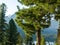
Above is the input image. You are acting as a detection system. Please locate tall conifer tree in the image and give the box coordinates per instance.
[16,0,60,45]
[0,3,6,45]
[8,19,19,45]
[15,0,52,45]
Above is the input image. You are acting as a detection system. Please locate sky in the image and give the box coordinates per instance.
[0,0,28,16]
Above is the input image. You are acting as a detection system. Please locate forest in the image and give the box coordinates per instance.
[0,0,60,45]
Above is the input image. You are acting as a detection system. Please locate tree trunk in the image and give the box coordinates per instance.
[57,28,60,45]
[36,29,41,45]
[57,19,60,45]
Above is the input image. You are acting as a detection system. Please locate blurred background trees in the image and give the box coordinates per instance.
[0,3,23,45]
[0,3,7,45]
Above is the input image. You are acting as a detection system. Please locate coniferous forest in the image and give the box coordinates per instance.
[0,0,60,45]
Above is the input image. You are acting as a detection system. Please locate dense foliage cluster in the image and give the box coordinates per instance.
[16,0,60,45]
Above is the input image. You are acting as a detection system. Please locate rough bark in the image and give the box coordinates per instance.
[36,28,41,45]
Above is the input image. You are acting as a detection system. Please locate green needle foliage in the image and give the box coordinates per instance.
[15,0,60,45]
[7,19,19,45]
[16,5,51,36]
[0,3,6,31]
[55,4,60,21]
[16,2,51,45]
[54,2,60,45]
[18,0,57,6]
[16,7,51,45]
[0,3,7,45]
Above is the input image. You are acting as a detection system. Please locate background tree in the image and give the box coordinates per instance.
[0,3,7,45]
[7,19,19,45]
[17,32,23,45]
[55,4,60,45]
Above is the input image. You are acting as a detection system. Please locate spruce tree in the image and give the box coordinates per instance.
[0,3,7,45]
[8,19,20,45]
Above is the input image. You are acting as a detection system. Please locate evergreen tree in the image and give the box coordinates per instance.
[0,3,7,45]
[15,0,52,45]
[17,33,23,45]
[0,3,6,31]
[16,0,60,45]
[8,19,19,45]
[4,23,9,45]
[55,4,60,45]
